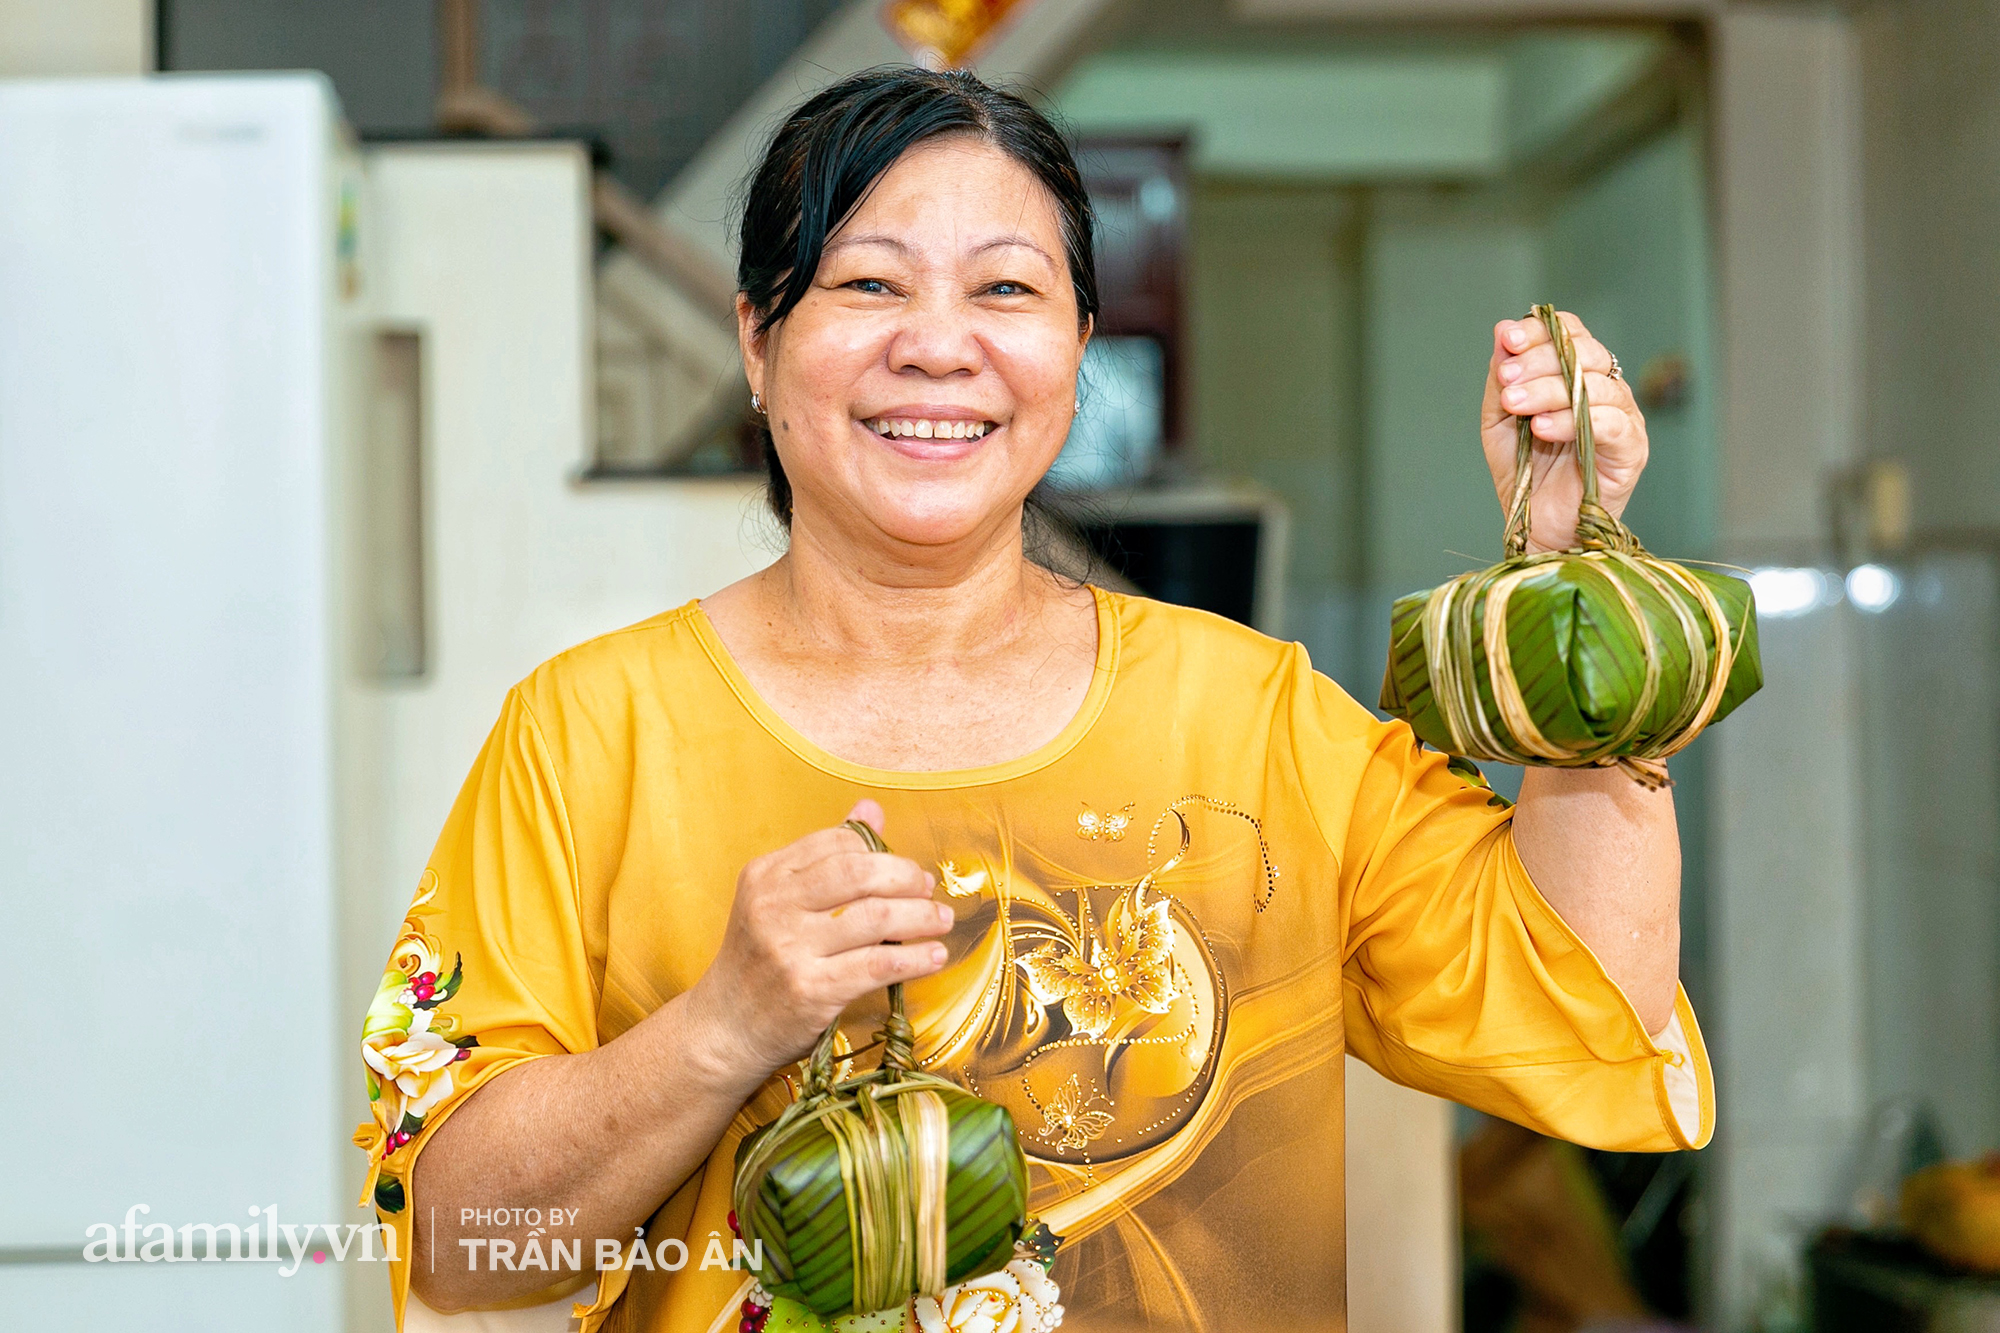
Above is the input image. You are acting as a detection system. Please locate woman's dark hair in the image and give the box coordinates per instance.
[736,65,1099,525]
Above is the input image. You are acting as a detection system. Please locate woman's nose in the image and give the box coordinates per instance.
[886,294,983,379]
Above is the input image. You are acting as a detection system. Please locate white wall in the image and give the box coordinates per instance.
[1854,0,2000,1159]
[1706,10,1869,1330]
[1346,1059,1457,1333]
[1854,553,2000,1161]
[352,137,776,913]
[1858,0,2000,535]
[346,141,775,1327]
[1708,606,1868,1327]
[1713,8,1863,555]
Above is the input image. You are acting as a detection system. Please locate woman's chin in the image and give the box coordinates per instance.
[860,486,1030,551]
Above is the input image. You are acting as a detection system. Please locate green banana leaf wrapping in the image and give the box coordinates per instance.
[1379,306,1762,786]
[732,823,1029,1317]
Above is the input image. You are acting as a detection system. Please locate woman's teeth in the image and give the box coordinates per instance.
[870,418,990,440]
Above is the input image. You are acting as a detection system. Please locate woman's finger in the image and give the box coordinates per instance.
[1497,376,1570,419]
[825,941,951,994]
[1495,336,1616,391]
[1526,409,1571,444]
[815,895,955,953]
[1583,369,1633,411]
[1498,369,1632,420]
[1527,403,1641,448]
[1555,309,1598,344]
[1498,310,1596,354]
[1496,341,1563,385]
[1496,316,1552,356]
[1566,333,1616,379]
[797,852,934,909]
[1587,403,1639,450]
[778,800,888,871]
[776,823,881,871]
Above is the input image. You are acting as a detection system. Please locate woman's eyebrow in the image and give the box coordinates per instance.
[971,235,1055,263]
[822,233,911,256]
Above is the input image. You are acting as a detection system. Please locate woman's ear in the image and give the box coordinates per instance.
[736,293,768,402]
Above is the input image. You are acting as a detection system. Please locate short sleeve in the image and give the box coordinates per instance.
[1289,653,1712,1152]
[353,688,601,1325]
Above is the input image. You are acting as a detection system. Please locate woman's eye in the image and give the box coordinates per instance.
[846,278,891,295]
[987,282,1031,296]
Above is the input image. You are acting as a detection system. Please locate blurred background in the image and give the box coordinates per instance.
[2,1,1998,1330]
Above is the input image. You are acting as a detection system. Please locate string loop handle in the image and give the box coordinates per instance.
[1502,305,1642,560]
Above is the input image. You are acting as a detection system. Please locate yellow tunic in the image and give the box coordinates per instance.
[355,589,1711,1333]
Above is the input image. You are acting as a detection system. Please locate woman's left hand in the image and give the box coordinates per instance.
[1480,310,1649,553]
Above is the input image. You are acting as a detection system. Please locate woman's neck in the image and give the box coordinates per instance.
[701,505,1102,772]
[757,507,1064,666]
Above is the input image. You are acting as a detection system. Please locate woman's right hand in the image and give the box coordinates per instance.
[684,800,953,1079]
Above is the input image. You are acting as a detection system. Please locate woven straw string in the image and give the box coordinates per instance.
[899,1088,952,1296]
[1424,306,1741,789]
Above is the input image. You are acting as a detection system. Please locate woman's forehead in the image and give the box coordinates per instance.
[827,138,1065,262]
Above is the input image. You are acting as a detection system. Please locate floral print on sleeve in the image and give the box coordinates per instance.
[355,869,477,1214]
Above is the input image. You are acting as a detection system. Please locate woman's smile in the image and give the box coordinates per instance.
[862,407,999,460]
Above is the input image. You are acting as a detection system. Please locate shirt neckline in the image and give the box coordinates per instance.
[685,584,1122,791]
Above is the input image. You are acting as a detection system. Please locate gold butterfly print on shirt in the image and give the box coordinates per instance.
[1075,802,1134,842]
[1032,1074,1115,1152]
[1016,883,1179,1039]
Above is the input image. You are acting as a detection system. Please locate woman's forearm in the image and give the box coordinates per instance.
[409,990,768,1311]
[1510,765,1680,1036]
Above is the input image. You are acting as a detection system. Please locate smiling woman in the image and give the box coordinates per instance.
[355,66,1712,1333]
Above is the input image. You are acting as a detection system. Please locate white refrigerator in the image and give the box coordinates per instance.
[0,75,359,1330]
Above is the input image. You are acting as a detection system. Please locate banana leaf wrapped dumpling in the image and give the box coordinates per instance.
[732,822,1031,1318]
[1380,306,1761,787]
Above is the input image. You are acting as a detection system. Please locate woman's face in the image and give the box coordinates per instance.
[740,135,1088,553]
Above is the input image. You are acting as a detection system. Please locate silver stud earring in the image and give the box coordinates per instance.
[751,391,763,413]
[1073,398,1081,413]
